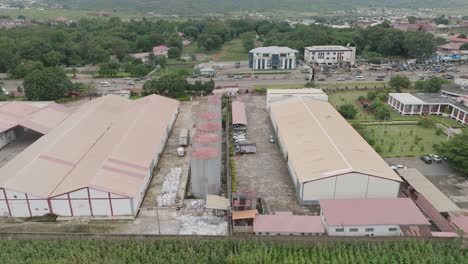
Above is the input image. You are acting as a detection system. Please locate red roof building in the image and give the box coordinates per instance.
[153,45,170,57]
[254,212,324,235]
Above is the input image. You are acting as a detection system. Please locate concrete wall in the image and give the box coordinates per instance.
[0,129,16,149]
[301,174,400,204]
[255,231,323,236]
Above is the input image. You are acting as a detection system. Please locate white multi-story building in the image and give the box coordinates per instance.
[304,45,356,66]
[249,46,298,70]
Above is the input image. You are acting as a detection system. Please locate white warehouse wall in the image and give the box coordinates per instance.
[0,129,16,149]
[301,173,399,204]
[50,187,133,217]
[321,215,402,236]
[0,188,50,217]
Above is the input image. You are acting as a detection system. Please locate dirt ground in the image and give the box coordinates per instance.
[386,157,468,210]
[233,94,315,215]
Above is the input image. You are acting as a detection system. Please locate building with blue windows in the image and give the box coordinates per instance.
[249,46,298,70]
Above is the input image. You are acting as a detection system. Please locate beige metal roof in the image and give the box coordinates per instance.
[267,88,326,95]
[398,168,460,213]
[19,103,71,134]
[269,97,402,183]
[206,195,229,210]
[0,94,179,198]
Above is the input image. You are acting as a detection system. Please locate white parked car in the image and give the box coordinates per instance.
[429,154,442,163]
[269,135,275,143]
[390,165,407,170]
[177,147,185,157]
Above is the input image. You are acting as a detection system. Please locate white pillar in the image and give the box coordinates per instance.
[437,104,441,114]
[292,58,296,69]
[463,112,466,124]
[254,57,258,70]
[411,105,414,115]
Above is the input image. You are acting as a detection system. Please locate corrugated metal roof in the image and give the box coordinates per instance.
[269,97,401,183]
[0,94,179,198]
[320,198,430,226]
[232,101,247,125]
[398,168,460,213]
[254,212,325,233]
[0,102,70,134]
[389,93,426,105]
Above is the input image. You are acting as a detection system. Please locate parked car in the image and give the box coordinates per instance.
[443,74,454,80]
[336,78,345,82]
[123,77,131,80]
[420,156,432,164]
[429,154,442,163]
[269,135,275,143]
[377,75,385,79]
[376,77,385,81]
[177,147,185,157]
[234,62,241,68]
[233,75,242,79]
[390,165,407,170]
[190,75,198,79]
[344,77,353,81]
[317,78,326,81]
[356,76,366,80]
[127,82,135,86]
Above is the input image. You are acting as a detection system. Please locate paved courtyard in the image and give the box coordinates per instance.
[386,157,468,210]
[233,94,315,215]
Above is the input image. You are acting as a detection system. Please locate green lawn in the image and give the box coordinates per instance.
[328,90,421,122]
[151,64,194,77]
[359,125,447,157]
[181,38,247,62]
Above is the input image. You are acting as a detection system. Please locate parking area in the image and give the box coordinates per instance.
[386,157,468,210]
[233,94,314,215]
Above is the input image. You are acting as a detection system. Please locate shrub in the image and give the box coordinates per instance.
[338,104,358,119]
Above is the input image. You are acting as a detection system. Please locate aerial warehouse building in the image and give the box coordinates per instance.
[269,96,402,205]
[0,95,179,217]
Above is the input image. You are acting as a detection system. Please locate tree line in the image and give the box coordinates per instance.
[0,17,442,76]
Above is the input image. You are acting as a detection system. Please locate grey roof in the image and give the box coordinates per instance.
[412,93,468,112]
[389,93,425,105]
[441,84,468,96]
[249,46,298,54]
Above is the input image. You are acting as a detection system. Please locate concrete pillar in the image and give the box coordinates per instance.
[437,104,441,114]
[411,105,414,115]
[463,112,466,124]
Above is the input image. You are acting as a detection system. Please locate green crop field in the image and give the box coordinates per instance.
[0,239,466,263]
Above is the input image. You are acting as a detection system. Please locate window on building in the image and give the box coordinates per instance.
[266,232,270,235]
[335,228,344,232]
[365,228,374,232]
[263,54,269,57]
[327,52,330,55]
[349,228,358,232]
[388,227,398,232]
[280,53,286,57]
[326,57,329,60]
[333,52,336,54]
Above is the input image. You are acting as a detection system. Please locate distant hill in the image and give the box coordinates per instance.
[46,0,468,15]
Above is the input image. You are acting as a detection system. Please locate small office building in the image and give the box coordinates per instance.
[304,45,356,66]
[249,46,298,70]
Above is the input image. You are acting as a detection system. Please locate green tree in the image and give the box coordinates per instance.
[241,32,255,52]
[9,60,44,79]
[460,43,468,50]
[23,67,72,100]
[389,74,411,92]
[143,73,189,98]
[415,77,448,93]
[458,34,467,39]
[338,104,358,119]
[153,56,167,68]
[435,131,468,174]
[168,47,181,59]
[433,15,449,25]
[407,16,417,24]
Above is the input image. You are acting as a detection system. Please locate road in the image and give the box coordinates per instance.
[2,64,468,93]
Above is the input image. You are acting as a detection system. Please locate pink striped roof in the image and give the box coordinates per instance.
[320,198,430,226]
[450,37,468,43]
[232,101,247,125]
[254,212,325,234]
